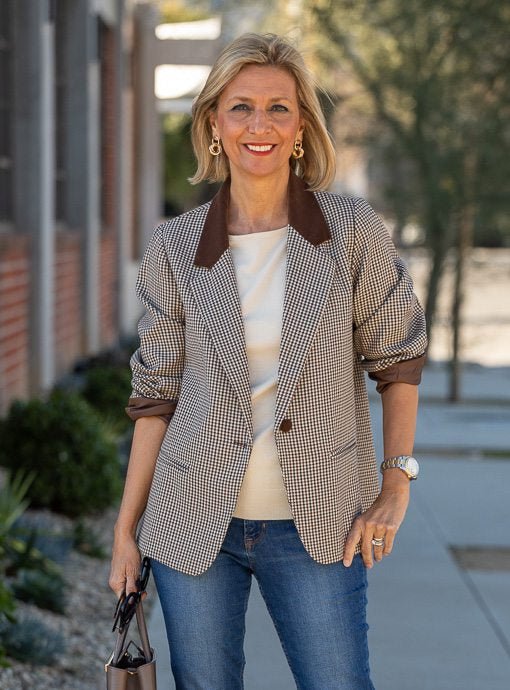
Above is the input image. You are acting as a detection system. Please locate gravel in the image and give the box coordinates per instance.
[0,506,155,690]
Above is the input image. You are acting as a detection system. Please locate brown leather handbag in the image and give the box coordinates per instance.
[105,558,157,689]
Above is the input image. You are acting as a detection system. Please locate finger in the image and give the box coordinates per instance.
[370,525,386,563]
[383,527,397,556]
[343,519,363,567]
[373,537,385,562]
[361,533,374,569]
[109,563,139,598]
[109,571,127,599]
[125,567,139,595]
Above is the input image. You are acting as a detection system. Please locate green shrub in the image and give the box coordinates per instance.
[0,471,34,541]
[0,582,15,666]
[12,569,67,615]
[0,583,15,626]
[0,471,35,664]
[14,526,73,566]
[12,512,75,566]
[0,614,65,665]
[0,390,122,517]
[4,527,62,579]
[81,364,133,434]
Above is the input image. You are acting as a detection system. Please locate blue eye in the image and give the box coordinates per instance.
[230,103,289,112]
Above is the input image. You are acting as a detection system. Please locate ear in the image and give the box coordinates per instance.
[297,118,305,141]
[209,111,218,138]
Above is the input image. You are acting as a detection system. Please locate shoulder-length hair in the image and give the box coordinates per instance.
[189,33,336,191]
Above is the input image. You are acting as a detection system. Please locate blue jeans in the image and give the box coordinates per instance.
[151,519,374,689]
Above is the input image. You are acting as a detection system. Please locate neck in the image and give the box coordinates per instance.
[228,170,290,234]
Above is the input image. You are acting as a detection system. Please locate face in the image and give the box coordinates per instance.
[209,65,305,183]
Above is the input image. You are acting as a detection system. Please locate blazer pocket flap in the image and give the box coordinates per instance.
[330,439,357,458]
[159,453,191,472]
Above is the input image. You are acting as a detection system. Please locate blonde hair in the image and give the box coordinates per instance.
[189,33,336,191]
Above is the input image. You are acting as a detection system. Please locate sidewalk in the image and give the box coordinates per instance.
[148,362,510,688]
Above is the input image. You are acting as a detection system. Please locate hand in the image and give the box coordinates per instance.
[109,531,142,600]
[343,480,410,569]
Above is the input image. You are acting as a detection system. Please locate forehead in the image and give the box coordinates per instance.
[220,65,298,100]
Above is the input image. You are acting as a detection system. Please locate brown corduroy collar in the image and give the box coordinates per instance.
[194,171,331,268]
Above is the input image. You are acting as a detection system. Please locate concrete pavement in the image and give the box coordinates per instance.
[148,362,510,688]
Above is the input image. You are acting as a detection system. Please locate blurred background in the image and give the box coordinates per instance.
[0,0,510,690]
[1,0,509,412]
[0,0,510,412]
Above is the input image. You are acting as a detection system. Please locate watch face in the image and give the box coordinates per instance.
[406,457,419,478]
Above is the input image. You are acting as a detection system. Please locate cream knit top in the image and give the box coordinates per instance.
[229,226,293,520]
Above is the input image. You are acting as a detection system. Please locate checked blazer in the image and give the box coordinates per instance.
[129,172,427,576]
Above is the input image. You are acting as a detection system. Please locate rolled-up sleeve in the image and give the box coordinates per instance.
[351,198,427,388]
[368,353,427,393]
[127,224,184,421]
[125,396,177,423]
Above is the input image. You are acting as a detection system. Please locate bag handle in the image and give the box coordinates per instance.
[111,557,153,667]
[136,599,152,660]
[112,598,152,666]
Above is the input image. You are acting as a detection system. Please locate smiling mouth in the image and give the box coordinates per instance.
[245,144,275,152]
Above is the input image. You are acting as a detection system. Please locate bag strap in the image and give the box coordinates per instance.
[111,599,152,667]
[136,600,152,661]
[112,623,130,666]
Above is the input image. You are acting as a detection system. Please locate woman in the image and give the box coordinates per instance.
[110,33,427,689]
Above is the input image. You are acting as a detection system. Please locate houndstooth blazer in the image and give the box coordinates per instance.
[129,172,427,576]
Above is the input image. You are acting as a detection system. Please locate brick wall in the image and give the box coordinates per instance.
[1,224,122,414]
[100,232,117,348]
[0,10,142,416]
[0,235,31,414]
[54,231,83,377]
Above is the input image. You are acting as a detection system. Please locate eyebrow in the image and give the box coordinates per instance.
[224,95,293,103]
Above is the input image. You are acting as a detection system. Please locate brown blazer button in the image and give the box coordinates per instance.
[280,419,292,432]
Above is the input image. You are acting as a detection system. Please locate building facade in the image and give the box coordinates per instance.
[0,0,162,414]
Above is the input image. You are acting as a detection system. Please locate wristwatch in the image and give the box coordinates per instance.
[380,455,419,480]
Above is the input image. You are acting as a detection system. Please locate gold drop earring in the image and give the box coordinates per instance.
[209,135,222,156]
[292,140,304,159]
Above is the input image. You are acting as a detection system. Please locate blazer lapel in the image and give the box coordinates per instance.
[190,255,252,434]
[191,172,334,435]
[275,227,336,429]
[191,182,252,433]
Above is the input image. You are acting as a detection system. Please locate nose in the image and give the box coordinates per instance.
[247,109,272,134]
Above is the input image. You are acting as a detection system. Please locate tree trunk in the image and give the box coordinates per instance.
[449,243,463,402]
[448,155,476,402]
[424,239,448,345]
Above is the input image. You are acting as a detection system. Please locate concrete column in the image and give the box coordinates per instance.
[13,0,55,394]
[115,0,131,337]
[65,0,101,354]
[134,3,161,256]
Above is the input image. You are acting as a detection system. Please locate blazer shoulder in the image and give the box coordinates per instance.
[313,191,388,238]
[314,189,356,208]
[152,200,212,260]
[313,190,382,220]
[158,201,212,240]
[313,190,358,231]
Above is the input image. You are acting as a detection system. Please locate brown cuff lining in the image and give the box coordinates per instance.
[368,353,427,394]
[125,397,178,424]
